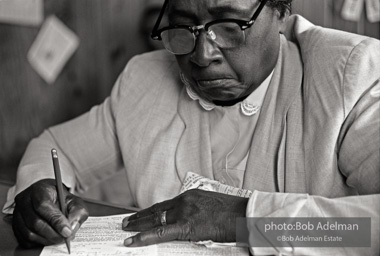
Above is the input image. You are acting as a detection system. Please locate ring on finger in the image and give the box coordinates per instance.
[160,211,167,226]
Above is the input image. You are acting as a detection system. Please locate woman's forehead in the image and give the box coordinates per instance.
[167,0,257,14]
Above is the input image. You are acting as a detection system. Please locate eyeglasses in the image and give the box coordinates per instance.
[151,0,268,55]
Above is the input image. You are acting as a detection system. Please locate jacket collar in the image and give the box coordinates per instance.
[175,86,214,182]
[242,35,304,191]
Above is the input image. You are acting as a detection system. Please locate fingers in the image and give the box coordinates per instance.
[12,207,58,248]
[127,200,174,222]
[12,179,89,248]
[123,189,247,246]
[123,211,174,232]
[22,205,66,243]
[124,222,191,247]
[66,195,89,233]
[13,184,67,247]
[123,200,175,231]
[26,179,73,238]
[33,199,73,238]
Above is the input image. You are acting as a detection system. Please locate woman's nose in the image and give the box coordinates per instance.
[190,31,223,67]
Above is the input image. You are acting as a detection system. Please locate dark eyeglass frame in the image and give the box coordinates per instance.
[151,0,268,44]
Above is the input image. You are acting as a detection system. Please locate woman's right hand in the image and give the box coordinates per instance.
[12,179,89,248]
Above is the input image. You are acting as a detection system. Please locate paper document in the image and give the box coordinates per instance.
[341,0,365,21]
[41,213,248,256]
[27,15,79,84]
[365,0,380,22]
[181,172,253,198]
[40,214,155,256]
[0,0,43,26]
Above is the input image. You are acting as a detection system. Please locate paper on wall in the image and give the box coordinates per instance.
[365,0,380,22]
[27,15,79,84]
[0,0,43,26]
[341,0,365,21]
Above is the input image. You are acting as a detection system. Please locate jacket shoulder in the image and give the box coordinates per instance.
[113,49,180,98]
[124,50,178,79]
[285,15,380,116]
[285,14,371,53]
[110,50,182,117]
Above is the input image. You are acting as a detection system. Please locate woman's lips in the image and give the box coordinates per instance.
[196,79,234,89]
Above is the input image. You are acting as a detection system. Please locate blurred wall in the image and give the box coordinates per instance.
[0,0,152,183]
[293,0,379,39]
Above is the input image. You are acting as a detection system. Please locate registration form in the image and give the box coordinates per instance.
[41,213,248,256]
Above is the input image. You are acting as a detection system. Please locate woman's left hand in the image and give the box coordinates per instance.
[122,189,248,247]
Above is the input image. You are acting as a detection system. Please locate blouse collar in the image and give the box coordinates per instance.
[181,70,274,116]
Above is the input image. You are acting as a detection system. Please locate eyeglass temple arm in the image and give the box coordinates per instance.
[151,0,169,39]
[250,0,268,22]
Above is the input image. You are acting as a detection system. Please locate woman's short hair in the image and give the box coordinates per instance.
[261,0,292,17]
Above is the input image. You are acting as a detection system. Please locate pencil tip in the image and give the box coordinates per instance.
[65,239,71,254]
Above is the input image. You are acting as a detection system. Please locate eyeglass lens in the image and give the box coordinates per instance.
[161,28,195,54]
[160,22,246,55]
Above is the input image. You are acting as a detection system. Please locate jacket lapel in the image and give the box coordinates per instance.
[243,35,304,192]
[175,87,214,182]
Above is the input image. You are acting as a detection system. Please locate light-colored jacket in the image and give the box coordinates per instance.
[4,15,380,255]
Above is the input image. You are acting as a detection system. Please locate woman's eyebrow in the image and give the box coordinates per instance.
[168,5,252,22]
[168,9,196,22]
[207,5,251,17]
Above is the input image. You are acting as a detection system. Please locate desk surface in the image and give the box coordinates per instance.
[0,182,135,256]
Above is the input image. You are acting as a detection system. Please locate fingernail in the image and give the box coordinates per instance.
[124,237,133,246]
[71,221,79,232]
[122,219,129,230]
[127,214,136,221]
[62,227,72,237]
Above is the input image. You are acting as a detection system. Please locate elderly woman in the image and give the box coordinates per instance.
[5,0,379,255]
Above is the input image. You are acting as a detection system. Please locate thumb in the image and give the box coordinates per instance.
[124,223,190,247]
[66,194,89,233]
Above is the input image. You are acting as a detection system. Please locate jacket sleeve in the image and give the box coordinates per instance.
[246,191,379,255]
[247,36,380,256]
[1,56,138,215]
[337,37,380,195]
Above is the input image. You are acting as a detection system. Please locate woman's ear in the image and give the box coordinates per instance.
[277,9,290,34]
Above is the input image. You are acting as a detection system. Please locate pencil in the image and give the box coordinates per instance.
[51,148,71,254]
